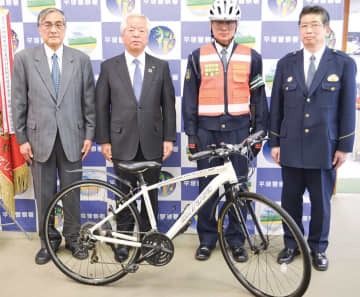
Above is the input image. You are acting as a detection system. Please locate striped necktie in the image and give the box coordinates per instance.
[306,55,316,90]
[133,58,142,102]
[52,53,60,98]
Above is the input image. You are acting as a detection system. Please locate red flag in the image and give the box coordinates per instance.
[0,8,29,218]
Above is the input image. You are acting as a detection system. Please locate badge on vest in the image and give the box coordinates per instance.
[287,76,293,82]
[204,64,220,77]
[327,74,339,82]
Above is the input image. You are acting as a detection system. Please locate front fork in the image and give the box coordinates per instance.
[229,185,269,252]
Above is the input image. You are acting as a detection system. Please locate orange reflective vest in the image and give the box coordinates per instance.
[198,43,251,116]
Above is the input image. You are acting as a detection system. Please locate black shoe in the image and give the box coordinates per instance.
[195,246,213,261]
[230,246,248,263]
[112,245,130,262]
[277,248,300,264]
[311,252,328,271]
[35,248,51,265]
[48,226,62,252]
[65,236,88,260]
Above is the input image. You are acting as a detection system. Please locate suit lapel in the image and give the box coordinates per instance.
[308,47,330,96]
[57,45,74,106]
[293,50,307,96]
[115,54,138,103]
[140,53,156,103]
[34,45,56,101]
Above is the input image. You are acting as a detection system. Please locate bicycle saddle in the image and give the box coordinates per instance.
[115,161,162,173]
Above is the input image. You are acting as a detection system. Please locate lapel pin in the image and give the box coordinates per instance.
[327,74,339,82]
[287,76,293,82]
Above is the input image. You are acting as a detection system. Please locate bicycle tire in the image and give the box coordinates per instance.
[43,179,142,285]
[218,191,311,297]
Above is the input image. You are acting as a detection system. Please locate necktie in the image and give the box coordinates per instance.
[306,55,316,90]
[221,48,228,72]
[133,59,142,102]
[52,53,60,98]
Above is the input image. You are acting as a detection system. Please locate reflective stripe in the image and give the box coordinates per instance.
[200,54,220,62]
[228,103,249,113]
[231,54,251,63]
[198,105,225,114]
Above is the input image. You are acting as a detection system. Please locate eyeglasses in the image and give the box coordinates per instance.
[41,22,65,30]
[212,21,237,29]
[299,22,324,30]
[126,27,147,36]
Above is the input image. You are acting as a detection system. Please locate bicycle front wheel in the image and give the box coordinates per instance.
[218,191,311,297]
[43,179,142,285]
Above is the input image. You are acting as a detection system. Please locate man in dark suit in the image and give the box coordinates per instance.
[269,6,356,271]
[11,8,96,265]
[182,0,268,261]
[95,13,176,262]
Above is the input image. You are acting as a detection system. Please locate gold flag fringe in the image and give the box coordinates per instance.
[0,174,15,218]
[13,163,30,195]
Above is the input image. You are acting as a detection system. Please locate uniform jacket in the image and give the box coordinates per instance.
[269,47,357,169]
[11,45,96,163]
[95,52,176,160]
[182,42,268,135]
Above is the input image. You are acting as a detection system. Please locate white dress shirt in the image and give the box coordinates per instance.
[44,43,63,74]
[124,50,146,87]
[303,45,325,82]
[215,39,235,64]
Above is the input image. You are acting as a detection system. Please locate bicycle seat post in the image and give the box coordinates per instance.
[136,172,146,186]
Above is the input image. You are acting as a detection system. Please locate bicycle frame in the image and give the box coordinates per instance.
[88,160,238,247]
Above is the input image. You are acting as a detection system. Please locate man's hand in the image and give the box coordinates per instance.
[332,150,348,170]
[271,147,280,165]
[101,143,112,162]
[20,142,33,165]
[81,139,93,161]
[163,141,173,161]
[188,135,201,155]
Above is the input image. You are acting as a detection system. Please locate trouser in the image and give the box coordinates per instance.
[281,166,336,253]
[196,127,249,248]
[32,133,82,241]
[113,145,162,232]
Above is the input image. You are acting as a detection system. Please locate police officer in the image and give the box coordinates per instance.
[269,6,356,271]
[182,0,268,261]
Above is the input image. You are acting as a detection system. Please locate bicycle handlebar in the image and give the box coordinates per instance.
[188,130,266,162]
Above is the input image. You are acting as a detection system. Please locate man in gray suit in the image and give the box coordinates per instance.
[11,8,96,265]
[95,13,176,262]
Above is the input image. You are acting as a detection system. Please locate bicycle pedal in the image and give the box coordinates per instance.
[125,264,139,273]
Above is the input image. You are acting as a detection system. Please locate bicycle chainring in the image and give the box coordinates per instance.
[141,233,174,266]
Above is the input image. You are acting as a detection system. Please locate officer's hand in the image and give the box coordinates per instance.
[271,147,280,165]
[332,150,348,170]
[188,135,201,155]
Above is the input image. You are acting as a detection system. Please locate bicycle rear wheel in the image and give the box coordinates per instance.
[43,179,142,285]
[218,191,311,297]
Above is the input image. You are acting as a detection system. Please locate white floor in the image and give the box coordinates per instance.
[1,193,360,297]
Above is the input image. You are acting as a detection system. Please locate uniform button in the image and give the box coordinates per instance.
[305,129,309,133]
[305,113,310,118]
[331,87,335,91]
[285,87,289,91]
[306,98,311,103]
[221,124,226,129]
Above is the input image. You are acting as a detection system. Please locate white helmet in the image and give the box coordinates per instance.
[209,0,241,21]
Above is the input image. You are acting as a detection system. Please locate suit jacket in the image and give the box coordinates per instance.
[269,47,357,169]
[11,45,96,163]
[95,52,176,160]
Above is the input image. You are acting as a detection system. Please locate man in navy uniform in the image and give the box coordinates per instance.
[269,5,356,271]
[182,0,268,261]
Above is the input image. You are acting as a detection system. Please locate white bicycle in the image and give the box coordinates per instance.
[43,131,311,297]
